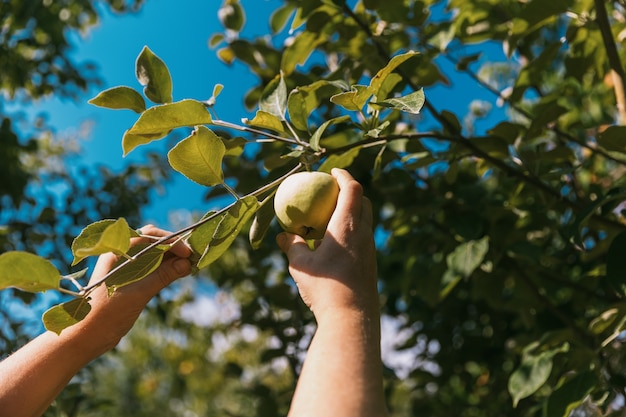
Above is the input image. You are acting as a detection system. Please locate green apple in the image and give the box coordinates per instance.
[274,171,339,239]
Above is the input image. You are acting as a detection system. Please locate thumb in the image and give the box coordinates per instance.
[276,232,312,260]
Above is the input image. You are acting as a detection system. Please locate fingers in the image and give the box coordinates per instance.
[145,255,191,293]
[276,232,312,260]
[326,168,364,236]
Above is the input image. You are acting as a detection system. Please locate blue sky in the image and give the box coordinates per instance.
[26,1,506,228]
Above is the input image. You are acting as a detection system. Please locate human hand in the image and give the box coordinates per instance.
[67,225,192,355]
[276,168,378,321]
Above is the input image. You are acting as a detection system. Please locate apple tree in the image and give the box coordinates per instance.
[3,1,626,416]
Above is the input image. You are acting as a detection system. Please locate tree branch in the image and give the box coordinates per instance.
[594,0,626,124]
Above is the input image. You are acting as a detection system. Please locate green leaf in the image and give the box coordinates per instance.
[471,136,510,158]
[88,86,146,113]
[543,371,597,417]
[71,218,134,266]
[446,236,489,278]
[318,146,362,172]
[598,126,626,152]
[128,99,213,136]
[330,85,371,112]
[288,80,346,131]
[244,110,286,134]
[508,342,569,407]
[270,4,295,33]
[167,126,226,187]
[105,243,168,294]
[122,130,168,156]
[219,0,245,32]
[197,196,259,269]
[136,46,173,104]
[309,115,351,152]
[0,251,60,292]
[249,194,276,250]
[369,50,420,98]
[259,73,288,119]
[187,211,221,256]
[42,298,92,335]
[371,88,425,114]
[281,30,327,75]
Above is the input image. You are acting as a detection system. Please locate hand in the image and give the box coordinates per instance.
[69,225,192,355]
[276,168,378,321]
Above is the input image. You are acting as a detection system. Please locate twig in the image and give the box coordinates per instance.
[81,163,304,295]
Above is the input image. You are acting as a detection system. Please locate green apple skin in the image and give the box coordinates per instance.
[274,171,340,239]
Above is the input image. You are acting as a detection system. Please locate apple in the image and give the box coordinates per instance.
[274,171,339,239]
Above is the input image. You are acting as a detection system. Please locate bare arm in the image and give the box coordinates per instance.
[277,168,388,417]
[0,226,192,417]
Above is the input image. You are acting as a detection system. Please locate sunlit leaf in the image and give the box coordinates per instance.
[187,211,221,256]
[43,298,92,335]
[122,130,168,156]
[136,46,173,104]
[259,73,288,119]
[330,85,371,112]
[128,99,212,136]
[244,110,286,134]
[281,30,327,75]
[88,86,146,113]
[369,50,419,97]
[508,342,569,407]
[447,237,489,278]
[105,243,168,294]
[270,4,295,33]
[371,88,425,114]
[168,126,226,187]
[71,218,134,266]
[197,196,259,269]
[318,146,362,172]
[0,251,60,292]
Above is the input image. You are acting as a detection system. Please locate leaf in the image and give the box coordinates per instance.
[71,218,134,266]
[244,110,286,134]
[281,30,327,75]
[288,80,346,131]
[187,211,221,256]
[330,85,371,112]
[122,130,168,156]
[259,73,288,119]
[544,371,597,417]
[42,298,92,335]
[249,194,276,250]
[598,126,626,152]
[369,50,420,98]
[446,236,489,278]
[128,99,213,136]
[88,86,146,113]
[508,342,569,407]
[136,46,173,104]
[218,0,245,32]
[197,196,259,269]
[0,251,60,292]
[105,243,169,294]
[318,146,362,172]
[167,126,226,187]
[606,231,626,296]
[309,115,351,152]
[371,88,425,114]
[270,4,295,33]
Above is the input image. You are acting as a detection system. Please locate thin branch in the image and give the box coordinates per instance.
[211,119,305,146]
[81,163,304,295]
[594,0,626,124]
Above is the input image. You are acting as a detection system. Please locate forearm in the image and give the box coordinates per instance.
[288,308,387,417]
[0,326,106,417]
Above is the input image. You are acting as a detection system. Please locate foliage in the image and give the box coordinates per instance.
[3,0,626,416]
